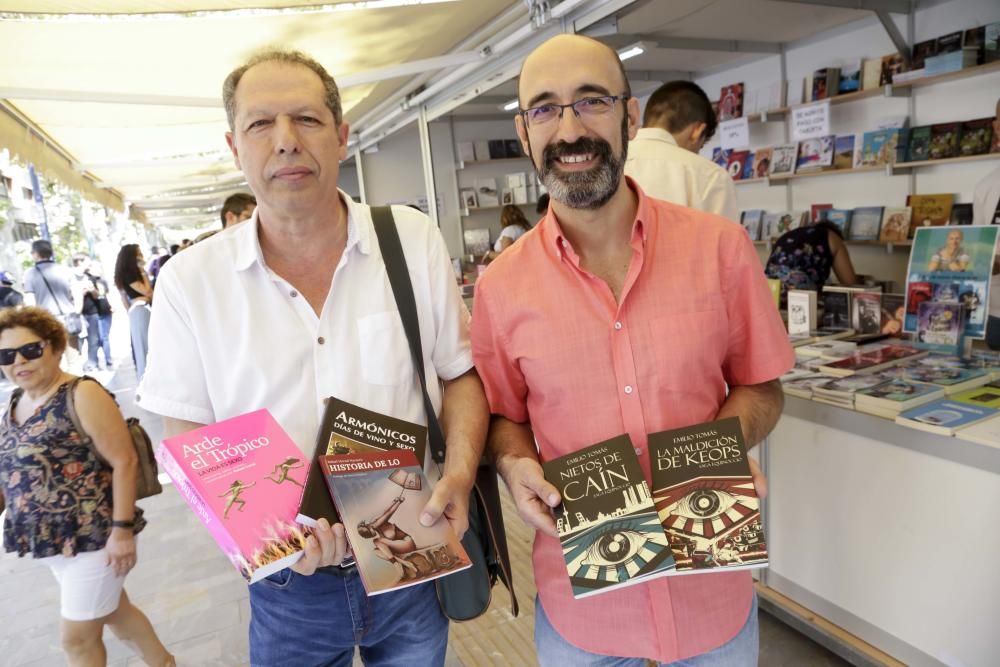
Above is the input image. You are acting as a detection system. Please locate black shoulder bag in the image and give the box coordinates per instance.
[37,265,83,336]
[371,206,518,621]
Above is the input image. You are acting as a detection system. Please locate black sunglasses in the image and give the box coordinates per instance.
[0,341,47,366]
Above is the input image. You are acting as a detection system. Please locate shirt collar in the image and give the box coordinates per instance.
[233,188,367,272]
[633,127,679,147]
[540,176,652,261]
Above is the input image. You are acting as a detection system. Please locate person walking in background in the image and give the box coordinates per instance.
[485,204,532,261]
[113,245,152,381]
[625,80,739,221]
[76,257,115,372]
[194,192,257,243]
[0,270,23,310]
[22,239,83,356]
[0,307,174,667]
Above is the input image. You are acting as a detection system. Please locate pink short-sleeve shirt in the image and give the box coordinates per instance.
[471,179,795,663]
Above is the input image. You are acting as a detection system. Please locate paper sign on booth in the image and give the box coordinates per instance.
[719,117,750,150]
[791,100,830,142]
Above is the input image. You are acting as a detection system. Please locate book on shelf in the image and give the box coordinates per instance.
[811,67,839,101]
[880,293,906,334]
[963,26,986,65]
[833,135,856,170]
[861,58,883,90]
[780,365,820,383]
[718,83,744,121]
[911,39,938,71]
[817,344,928,378]
[726,150,750,181]
[878,207,912,242]
[915,301,964,354]
[901,363,990,395]
[850,291,884,334]
[740,209,764,241]
[952,415,1000,447]
[649,417,767,575]
[741,152,757,181]
[156,409,310,583]
[838,61,862,94]
[859,128,906,167]
[474,177,500,207]
[796,135,835,172]
[298,397,428,527]
[487,140,507,160]
[821,289,851,331]
[504,139,523,158]
[936,30,964,55]
[959,118,994,156]
[950,203,973,226]
[782,374,836,399]
[823,209,852,237]
[855,379,945,418]
[811,203,833,223]
[950,383,1000,410]
[542,434,675,598]
[473,140,490,162]
[879,53,906,85]
[848,207,884,241]
[906,194,954,232]
[460,189,478,210]
[987,22,1000,63]
[462,228,491,256]
[767,278,781,308]
[795,339,858,360]
[895,398,998,435]
[925,48,979,76]
[813,373,895,407]
[456,142,476,163]
[906,126,931,162]
[751,147,772,178]
[928,123,962,160]
[770,143,798,176]
[711,147,732,170]
[787,289,818,336]
[319,450,471,596]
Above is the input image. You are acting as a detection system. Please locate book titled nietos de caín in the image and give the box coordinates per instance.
[542,435,674,599]
[298,397,427,527]
[649,417,767,575]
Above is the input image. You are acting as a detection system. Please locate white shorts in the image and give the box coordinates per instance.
[41,548,126,621]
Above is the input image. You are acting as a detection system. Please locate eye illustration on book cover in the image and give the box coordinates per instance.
[321,450,471,595]
[650,417,767,574]
[542,435,674,598]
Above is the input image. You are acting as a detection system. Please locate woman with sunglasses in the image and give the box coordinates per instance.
[0,307,173,667]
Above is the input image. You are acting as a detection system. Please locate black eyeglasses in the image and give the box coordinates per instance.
[0,341,47,366]
[519,94,630,127]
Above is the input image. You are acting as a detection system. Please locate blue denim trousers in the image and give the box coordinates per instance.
[248,568,448,667]
[535,591,759,667]
[84,313,113,367]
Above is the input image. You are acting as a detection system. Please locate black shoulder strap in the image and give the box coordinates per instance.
[370,206,448,465]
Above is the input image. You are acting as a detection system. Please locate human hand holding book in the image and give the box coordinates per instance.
[418,470,474,539]
[497,455,561,539]
[290,517,349,576]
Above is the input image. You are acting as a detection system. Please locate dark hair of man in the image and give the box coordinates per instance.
[643,81,718,142]
[169,244,180,255]
[114,244,142,292]
[31,239,54,260]
[223,49,343,131]
[220,192,257,227]
[535,192,550,215]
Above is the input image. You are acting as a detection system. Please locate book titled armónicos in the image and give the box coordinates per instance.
[157,409,310,583]
[542,434,675,598]
[649,417,767,575]
[319,450,470,596]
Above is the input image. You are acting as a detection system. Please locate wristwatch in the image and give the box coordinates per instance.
[111,519,136,530]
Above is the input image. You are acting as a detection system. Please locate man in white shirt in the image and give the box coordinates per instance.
[624,80,739,221]
[976,98,1000,348]
[137,49,488,665]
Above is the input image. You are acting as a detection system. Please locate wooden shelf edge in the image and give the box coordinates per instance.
[457,156,531,169]
[896,152,1000,168]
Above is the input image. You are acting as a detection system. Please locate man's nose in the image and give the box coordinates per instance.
[274,116,301,154]
[553,105,588,144]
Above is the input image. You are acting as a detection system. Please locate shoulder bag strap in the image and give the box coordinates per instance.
[370,206,448,465]
[64,376,113,467]
[36,265,65,316]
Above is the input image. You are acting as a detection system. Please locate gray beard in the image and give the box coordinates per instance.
[540,156,623,211]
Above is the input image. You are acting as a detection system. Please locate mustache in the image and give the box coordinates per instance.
[542,137,613,168]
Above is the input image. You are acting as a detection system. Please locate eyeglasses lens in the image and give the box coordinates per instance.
[0,342,45,365]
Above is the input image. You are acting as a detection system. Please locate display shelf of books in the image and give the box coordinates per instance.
[457,156,532,170]
[768,164,894,183]
[897,58,1000,92]
[896,152,1000,169]
[734,176,769,187]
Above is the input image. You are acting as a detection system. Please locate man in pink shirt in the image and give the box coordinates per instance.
[471,35,795,665]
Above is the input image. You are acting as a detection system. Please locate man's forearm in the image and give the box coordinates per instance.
[488,416,539,480]
[439,369,489,482]
[715,379,784,448]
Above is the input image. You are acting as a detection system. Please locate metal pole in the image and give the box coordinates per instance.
[417,105,439,223]
[353,147,367,205]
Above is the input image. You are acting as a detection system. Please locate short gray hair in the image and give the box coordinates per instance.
[222,49,343,130]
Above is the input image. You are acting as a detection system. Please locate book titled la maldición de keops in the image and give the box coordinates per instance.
[157,409,311,583]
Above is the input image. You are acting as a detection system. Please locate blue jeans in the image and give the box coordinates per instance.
[248,568,448,667]
[84,313,113,367]
[535,591,759,667]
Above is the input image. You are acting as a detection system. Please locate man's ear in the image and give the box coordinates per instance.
[225,132,242,171]
[337,122,351,161]
[690,122,708,147]
[515,115,531,158]
[626,96,641,140]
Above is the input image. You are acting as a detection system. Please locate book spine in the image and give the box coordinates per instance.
[156,445,243,572]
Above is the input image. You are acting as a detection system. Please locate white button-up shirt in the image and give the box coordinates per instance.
[137,193,473,458]
[624,127,739,222]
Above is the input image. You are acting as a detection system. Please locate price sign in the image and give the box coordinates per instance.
[791,100,831,141]
[719,117,750,150]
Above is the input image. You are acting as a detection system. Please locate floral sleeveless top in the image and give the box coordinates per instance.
[0,378,145,558]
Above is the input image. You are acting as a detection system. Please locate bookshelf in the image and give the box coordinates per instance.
[457,156,531,170]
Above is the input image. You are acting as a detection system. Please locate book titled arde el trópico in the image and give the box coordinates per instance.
[157,409,310,583]
[542,435,675,599]
[319,450,471,596]
[649,417,767,575]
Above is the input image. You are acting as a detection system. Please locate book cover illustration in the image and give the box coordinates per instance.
[157,409,311,583]
[911,39,938,70]
[753,147,773,178]
[879,53,906,85]
[879,207,912,242]
[858,379,943,404]
[299,397,428,527]
[811,68,839,101]
[474,177,500,207]
[906,126,932,162]
[796,135,835,171]
[896,399,998,435]
[542,435,675,598]
[818,345,928,377]
[821,290,851,330]
[851,292,884,334]
[860,129,905,167]
[916,302,963,352]
[649,417,766,574]
[880,293,906,335]
[935,30,963,54]
[950,203,974,226]
[849,206,884,241]
[787,289,817,336]
[711,147,732,169]
[959,119,994,156]
[907,194,954,232]
[823,209,852,238]
[833,135,856,169]
[463,228,491,256]
[782,374,836,398]
[838,61,861,94]
[951,385,1000,409]
[320,450,471,596]
[726,150,749,181]
[770,143,798,176]
[740,209,764,241]
[718,83,744,121]
[861,58,883,89]
[811,203,833,223]
[741,152,756,181]
[928,123,961,160]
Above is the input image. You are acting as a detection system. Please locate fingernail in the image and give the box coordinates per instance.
[318,518,330,531]
[548,494,559,505]
[419,513,433,526]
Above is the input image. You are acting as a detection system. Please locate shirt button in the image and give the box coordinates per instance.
[624,385,633,394]
[290,290,298,298]
[317,337,326,345]
[635,448,643,456]
[614,321,622,330]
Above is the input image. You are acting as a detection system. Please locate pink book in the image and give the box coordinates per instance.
[156,409,311,583]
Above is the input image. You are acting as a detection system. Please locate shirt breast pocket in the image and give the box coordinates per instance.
[357,311,412,386]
